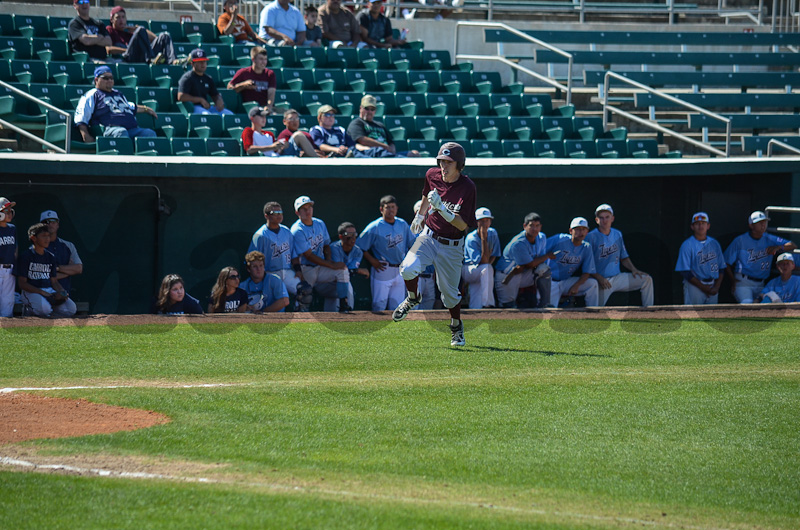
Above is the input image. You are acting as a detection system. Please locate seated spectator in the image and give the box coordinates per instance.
[69,0,112,63]
[258,0,307,46]
[39,210,83,298]
[318,222,369,312]
[151,274,203,315]
[495,212,553,308]
[74,66,157,143]
[15,223,77,318]
[545,217,599,307]
[242,107,287,157]
[309,105,356,158]
[358,0,406,49]
[177,49,234,116]
[0,197,17,318]
[461,207,500,309]
[208,266,249,313]
[304,6,323,48]
[106,6,177,65]
[347,95,418,158]
[675,212,727,306]
[227,46,276,114]
[239,251,290,312]
[218,0,268,45]
[757,253,800,303]
[277,109,321,157]
[318,0,364,48]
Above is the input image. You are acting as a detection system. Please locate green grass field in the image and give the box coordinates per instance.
[1,317,799,529]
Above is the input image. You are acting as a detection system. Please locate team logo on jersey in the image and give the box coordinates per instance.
[271,241,290,258]
[384,233,404,249]
[0,236,14,245]
[27,262,52,280]
[558,252,582,266]
[746,248,770,262]
[598,243,619,259]
[441,201,462,213]
[697,250,717,265]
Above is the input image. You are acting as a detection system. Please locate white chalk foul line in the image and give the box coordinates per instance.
[0,383,251,394]
[0,456,739,530]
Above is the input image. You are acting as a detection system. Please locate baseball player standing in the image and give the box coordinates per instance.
[494,212,554,308]
[586,204,653,307]
[248,201,301,298]
[724,211,797,303]
[393,142,477,347]
[357,195,414,312]
[675,212,727,305]
[0,197,17,317]
[545,217,599,307]
[461,207,501,309]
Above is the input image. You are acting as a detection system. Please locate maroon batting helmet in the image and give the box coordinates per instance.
[436,142,466,170]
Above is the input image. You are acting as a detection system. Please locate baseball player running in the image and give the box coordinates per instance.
[586,204,653,307]
[724,210,796,303]
[545,217,599,307]
[675,212,727,305]
[393,142,477,347]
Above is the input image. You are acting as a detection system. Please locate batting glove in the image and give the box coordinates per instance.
[427,189,443,211]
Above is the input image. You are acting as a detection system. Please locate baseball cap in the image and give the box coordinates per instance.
[436,142,466,168]
[749,210,769,224]
[39,210,59,222]
[570,217,589,230]
[110,6,125,18]
[317,104,337,117]
[595,203,614,215]
[475,207,493,220]
[190,48,208,62]
[777,252,794,263]
[0,197,16,211]
[361,95,377,108]
[93,65,112,78]
[691,212,709,223]
[248,106,267,119]
[294,195,314,211]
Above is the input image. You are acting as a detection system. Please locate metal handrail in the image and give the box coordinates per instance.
[602,71,731,158]
[767,138,800,156]
[765,206,800,237]
[455,21,572,106]
[0,80,71,154]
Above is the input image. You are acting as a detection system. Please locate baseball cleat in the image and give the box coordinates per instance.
[392,293,421,321]
[450,320,465,346]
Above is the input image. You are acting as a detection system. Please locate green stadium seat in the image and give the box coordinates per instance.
[28,82,66,112]
[533,139,564,158]
[471,139,502,158]
[541,116,574,139]
[313,68,348,92]
[65,84,90,109]
[564,139,598,158]
[369,93,388,117]
[0,60,11,82]
[14,15,49,39]
[572,116,603,141]
[189,113,224,139]
[11,59,48,84]
[156,112,189,139]
[217,65,241,87]
[392,92,426,117]
[150,64,183,89]
[501,139,534,157]
[508,116,543,141]
[172,137,208,156]
[273,91,302,113]
[476,116,510,141]
[603,127,627,140]
[135,112,156,133]
[265,46,296,68]
[383,116,416,141]
[415,116,447,141]
[490,94,522,117]
[0,37,32,60]
[182,20,219,44]
[0,14,14,36]
[173,42,197,62]
[149,20,183,39]
[439,70,472,94]
[295,46,327,69]
[218,88,243,114]
[376,70,408,93]
[358,48,391,70]
[471,71,502,95]
[332,91,362,116]
[116,63,151,88]
[137,87,176,113]
[96,136,134,155]
[281,68,314,91]
[296,114,316,130]
[135,136,171,155]
[406,70,440,94]
[202,43,234,67]
[445,116,478,141]
[596,138,627,158]
[422,50,452,70]
[301,91,334,116]
[31,37,69,62]
[345,69,377,92]
[458,93,491,117]
[47,16,71,40]
[522,94,553,117]
[627,138,659,158]
[426,93,458,117]
[223,113,249,139]
[207,137,241,156]
[41,123,92,153]
[390,49,422,71]
[48,61,86,86]
[327,47,359,69]
[405,139,439,156]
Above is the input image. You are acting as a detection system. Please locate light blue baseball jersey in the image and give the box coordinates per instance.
[545,233,597,281]
[330,240,364,270]
[291,218,331,266]
[724,232,789,280]
[357,217,414,265]
[495,230,547,275]
[675,236,726,280]
[248,224,295,272]
[761,275,800,302]
[586,228,629,278]
[240,273,289,311]
[463,227,501,265]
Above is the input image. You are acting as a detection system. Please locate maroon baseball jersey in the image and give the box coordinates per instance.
[229,66,277,106]
[422,167,477,240]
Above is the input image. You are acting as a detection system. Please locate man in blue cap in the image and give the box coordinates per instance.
[74,65,158,143]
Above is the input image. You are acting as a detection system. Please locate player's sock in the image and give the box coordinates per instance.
[450,318,461,327]
[407,289,420,300]
[336,281,349,299]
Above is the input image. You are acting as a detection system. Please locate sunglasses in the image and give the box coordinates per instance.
[99,75,114,80]
[342,232,357,238]
[322,112,335,118]
[228,274,240,280]
[75,0,90,4]
[363,106,376,111]
[268,210,283,215]
[43,218,59,224]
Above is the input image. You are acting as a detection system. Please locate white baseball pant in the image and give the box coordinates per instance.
[462,263,495,309]
[733,274,764,304]
[551,277,599,307]
[21,290,77,318]
[301,265,350,288]
[400,228,463,309]
[598,272,654,307]
[0,266,15,317]
[683,280,718,305]
[370,264,405,312]
[272,269,301,295]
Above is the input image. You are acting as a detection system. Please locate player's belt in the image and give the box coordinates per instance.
[420,273,432,278]
[430,233,463,247]
[699,278,714,283]
[387,263,401,267]
[0,264,11,268]
[737,273,764,282]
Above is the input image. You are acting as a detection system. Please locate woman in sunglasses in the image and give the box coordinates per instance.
[208,266,249,313]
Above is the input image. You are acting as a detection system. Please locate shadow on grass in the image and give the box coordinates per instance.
[466,345,611,358]
[700,316,782,334]
[548,319,611,334]
[619,314,683,334]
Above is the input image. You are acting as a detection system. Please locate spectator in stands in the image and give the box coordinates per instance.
[318,0,364,48]
[756,253,800,303]
[39,210,83,298]
[0,197,17,318]
[403,0,463,21]
[227,46,276,114]
[258,0,307,46]
[69,0,112,63]
[310,105,357,157]
[358,0,407,49]
[15,223,77,318]
[347,95,418,158]
[494,212,554,308]
[105,6,178,65]
[151,274,203,315]
[304,6,323,48]
[239,251,290,312]
[74,65,157,143]
[242,107,287,157]
[177,49,234,116]
[462,207,501,309]
[208,266,249,313]
[217,0,268,45]
[277,109,321,157]
[329,221,369,311]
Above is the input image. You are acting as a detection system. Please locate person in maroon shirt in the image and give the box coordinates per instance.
[227,46,277,113]
[393,142,477,347]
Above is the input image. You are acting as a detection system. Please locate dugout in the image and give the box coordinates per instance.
[2,154,798,314]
